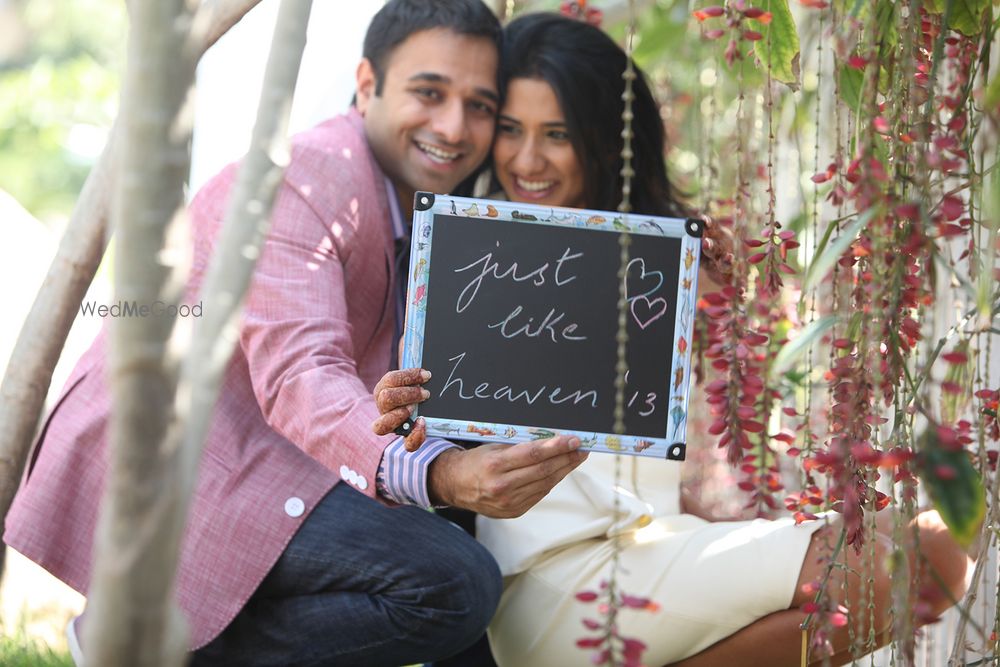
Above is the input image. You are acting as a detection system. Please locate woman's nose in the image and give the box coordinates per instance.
[512,138,546,174]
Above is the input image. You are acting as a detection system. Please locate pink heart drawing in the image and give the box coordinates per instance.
[630,296,668,330]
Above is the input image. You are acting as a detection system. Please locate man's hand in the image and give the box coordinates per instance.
[372,368,430,451]
[427,436,588,518]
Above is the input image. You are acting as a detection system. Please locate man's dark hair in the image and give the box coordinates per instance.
[363,0,502,95]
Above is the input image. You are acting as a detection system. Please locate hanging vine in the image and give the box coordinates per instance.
[565,0,998,662]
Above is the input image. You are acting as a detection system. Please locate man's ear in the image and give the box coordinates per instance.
[355,58,377,114]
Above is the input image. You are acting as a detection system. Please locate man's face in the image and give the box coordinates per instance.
[356,28,499,204]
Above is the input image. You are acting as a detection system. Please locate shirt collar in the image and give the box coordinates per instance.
[384,176,407,242]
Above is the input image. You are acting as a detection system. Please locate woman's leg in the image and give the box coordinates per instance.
[666,510,971,667]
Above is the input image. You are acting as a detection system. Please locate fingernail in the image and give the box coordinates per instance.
[576,451,589,462]
[568,436,581,449]
[420,370,432,381]
[407,404,415,414]
[421,389,430,399]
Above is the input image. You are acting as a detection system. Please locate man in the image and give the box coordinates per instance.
[5,2,588,664]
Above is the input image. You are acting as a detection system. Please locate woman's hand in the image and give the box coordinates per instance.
[700,215,735,287]
[372,368,431,451]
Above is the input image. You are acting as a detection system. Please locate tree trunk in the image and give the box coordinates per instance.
[82,1,312,664]
[0,0,264,576]
[81,0,200,661]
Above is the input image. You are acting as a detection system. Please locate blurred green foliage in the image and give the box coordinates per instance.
[0,620,73,667]
[0,0,124,223]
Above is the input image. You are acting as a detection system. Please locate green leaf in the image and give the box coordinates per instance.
[836,0,869,20]
[985,72,1000,111]
[844,311,864,343]
[632,6,688,68]
[954,0,990,35]
[926,0,991,36]
[917,427,985,549]
[838,65,864,114]
[979,156,1000,329]
[801,209,875,294]
[752,0,801,89]
[769,315,837,379]
[874,0,899,95]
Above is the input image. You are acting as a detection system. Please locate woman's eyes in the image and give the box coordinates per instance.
[497,124,569,142]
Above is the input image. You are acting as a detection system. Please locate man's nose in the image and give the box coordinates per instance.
[431,99,466,146]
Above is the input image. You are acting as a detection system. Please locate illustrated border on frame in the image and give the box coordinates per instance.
[400,192,700,460]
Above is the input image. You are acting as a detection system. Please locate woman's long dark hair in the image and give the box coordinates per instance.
[500,13,686,218]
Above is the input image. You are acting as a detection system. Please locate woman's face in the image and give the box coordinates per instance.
[493,77,586,209]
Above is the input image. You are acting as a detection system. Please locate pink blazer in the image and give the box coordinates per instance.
[5,109,401,648]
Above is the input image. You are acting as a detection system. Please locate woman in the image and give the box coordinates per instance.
[374,13,970,666]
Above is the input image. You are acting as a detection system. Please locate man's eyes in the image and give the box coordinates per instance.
[469,100,497,116]
[411,88,495,116]
[412,87,442,101]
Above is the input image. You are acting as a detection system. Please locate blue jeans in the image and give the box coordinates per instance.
[189,483,502,666]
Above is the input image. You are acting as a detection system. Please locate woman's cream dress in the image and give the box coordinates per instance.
[477,454,828,665]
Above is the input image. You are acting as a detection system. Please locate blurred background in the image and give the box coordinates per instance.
[3,0,996,664]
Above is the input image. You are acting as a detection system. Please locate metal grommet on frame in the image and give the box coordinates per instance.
[684,217,704,238]
[394,418,415,437]
[414,192,435,211]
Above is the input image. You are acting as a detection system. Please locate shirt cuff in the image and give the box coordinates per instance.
[376,436,461,508]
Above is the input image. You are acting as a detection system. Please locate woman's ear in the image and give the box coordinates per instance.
[355,58,377,114]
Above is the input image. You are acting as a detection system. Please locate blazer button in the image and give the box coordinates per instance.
[339,465,350,479]
[356,476,368,491]
[284,497,305,518]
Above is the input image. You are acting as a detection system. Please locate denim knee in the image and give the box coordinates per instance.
[400,531,502,658]
[445,538,503,648]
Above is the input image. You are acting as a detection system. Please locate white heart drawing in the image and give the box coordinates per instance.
[625,257,664,302]
[630,296,668,330]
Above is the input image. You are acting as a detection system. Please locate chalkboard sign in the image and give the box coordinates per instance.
[400,193,701,460]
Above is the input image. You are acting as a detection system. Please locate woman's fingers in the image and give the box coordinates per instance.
[373,368,431,413]
[372,406,414,436]
[403,417,427,452]
[375,386,429,413]
[373,368,430,396]
[372,369,433,443]
[375,368,431,392]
